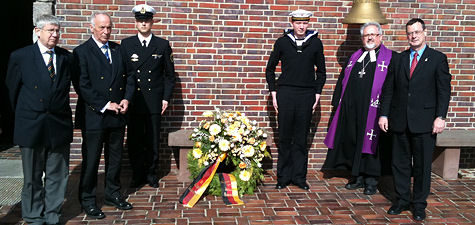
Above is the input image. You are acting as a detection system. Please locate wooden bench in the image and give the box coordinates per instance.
[432,130,475,180]
[168,130,194,182]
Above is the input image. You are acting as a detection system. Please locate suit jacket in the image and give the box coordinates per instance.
[73,38,134,130]
[6,42,74,148]
[120,34,175,114]
[380,46,451,133]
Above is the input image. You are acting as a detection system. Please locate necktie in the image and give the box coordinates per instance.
[46,50,55,80]
[102,44,110,63]
[410,52,418,78]
[142,40,147,48]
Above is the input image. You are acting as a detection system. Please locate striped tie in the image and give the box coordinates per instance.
[102,44,110,63]
[46,50,55,81]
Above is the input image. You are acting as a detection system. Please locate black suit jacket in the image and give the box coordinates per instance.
[380,46,451,133]
[120,34,175,114]
[73,38,134,130]
[6,43,74,148]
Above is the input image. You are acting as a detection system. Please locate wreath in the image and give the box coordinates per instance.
[187,109,270,196]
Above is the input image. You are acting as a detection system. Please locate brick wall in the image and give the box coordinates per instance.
[55,0,475,173]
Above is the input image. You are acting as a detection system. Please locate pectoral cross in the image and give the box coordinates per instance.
[347,61,353,70]
[358,69,365,78]
[366,129,376,141]
[378,61,388,72]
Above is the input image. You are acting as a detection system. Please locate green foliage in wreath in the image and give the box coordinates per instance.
[187,109,270,196]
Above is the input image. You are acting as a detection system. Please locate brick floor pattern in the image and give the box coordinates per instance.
[1,170,474,224]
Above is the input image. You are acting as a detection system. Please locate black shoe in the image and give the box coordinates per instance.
[82,205,105,219]
[413,208,426,221]
[387,204,410,215]
[294,182,310,191]
[104,196,133,210]
[363,185,377,195]
[345,177,364,190]
[275,183,287,189]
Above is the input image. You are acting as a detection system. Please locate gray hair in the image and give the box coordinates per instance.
[35,15,60,29]
[90,12,112,26]
[360,22,382,36]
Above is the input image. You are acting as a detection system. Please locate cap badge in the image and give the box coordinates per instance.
[140,7,146,14]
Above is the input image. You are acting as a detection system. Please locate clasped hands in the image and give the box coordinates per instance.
[107,99,129,114]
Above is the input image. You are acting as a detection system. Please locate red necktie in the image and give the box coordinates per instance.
[410,52,418,78]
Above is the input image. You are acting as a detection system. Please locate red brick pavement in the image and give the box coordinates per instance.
[1,169,474,224]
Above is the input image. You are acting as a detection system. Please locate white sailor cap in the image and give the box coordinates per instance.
[132,4,156,20]
[289,9,312,21]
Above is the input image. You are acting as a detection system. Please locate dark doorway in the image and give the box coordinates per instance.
[0,0,33,147]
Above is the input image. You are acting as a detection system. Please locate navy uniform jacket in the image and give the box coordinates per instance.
[265,30,326,94]
[380,46,451,133]
[73,38,134,130]
[6,43,74,148]
[120,34,175,114]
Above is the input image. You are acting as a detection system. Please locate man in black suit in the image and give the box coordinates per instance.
[6,15,74,225]
[379,18,451,221]
[74,12,134,219]
[121,4,176,188]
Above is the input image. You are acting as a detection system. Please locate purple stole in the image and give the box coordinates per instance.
[324,44,392,155]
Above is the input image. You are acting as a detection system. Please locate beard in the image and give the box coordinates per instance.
[365,42,376,50]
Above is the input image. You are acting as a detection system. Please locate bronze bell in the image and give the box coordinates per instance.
[342,0,389,24]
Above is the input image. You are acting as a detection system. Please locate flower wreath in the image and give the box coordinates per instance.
[187,109,270,196]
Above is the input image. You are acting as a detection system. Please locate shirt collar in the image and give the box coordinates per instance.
[37,41,54,54]
[92,36,109,49]
[138,33,152,45]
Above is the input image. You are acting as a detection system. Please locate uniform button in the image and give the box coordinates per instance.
[148,88,151,91]
[100,76,104,80]
[148,71,151,73]
[40,99,43,102]
[137,88,141,91]
[109,88,112,91]
[120,87,123,90]
[34,85,38,89]
[137,70,140,73]
[137,79,141,82]
[408,93,411,97]
[123,74,126,77]
[148,79,151,82]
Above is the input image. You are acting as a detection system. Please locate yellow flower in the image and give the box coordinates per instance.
[218,139,230,151]
[239,162,247,169]
[194,141,202,148]
[209,124,221,136]
[192,148,202,159]
[239,170,252,181]
[259,141,267,151]
[242,145,255,157]
[203,122,210,129]
[209,135,215,142]
[248,137,256,145]
[202,111,214,117]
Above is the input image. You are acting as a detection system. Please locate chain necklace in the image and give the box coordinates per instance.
[358,49,380,78]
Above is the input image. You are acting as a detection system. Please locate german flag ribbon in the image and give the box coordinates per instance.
[179,153,227,208]
[219,173,244,206]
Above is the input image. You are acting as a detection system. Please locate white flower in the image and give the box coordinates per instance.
[209,124,221,136]
[263,133,267,138]
[218,139,231,151]
[192,148,202,159]
[242,145,255,157]
[194,128,199,132]
[257,162,262,168]
[204,161,209,166]
[239,170,252,181]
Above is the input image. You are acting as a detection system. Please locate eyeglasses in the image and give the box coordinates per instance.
[43,29,61,35]
[406,30,423,36]
[363,33,380,38]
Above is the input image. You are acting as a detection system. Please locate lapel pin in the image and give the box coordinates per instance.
[425,58,428,62]
[152,54,158,59]
[131,54,139,62]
